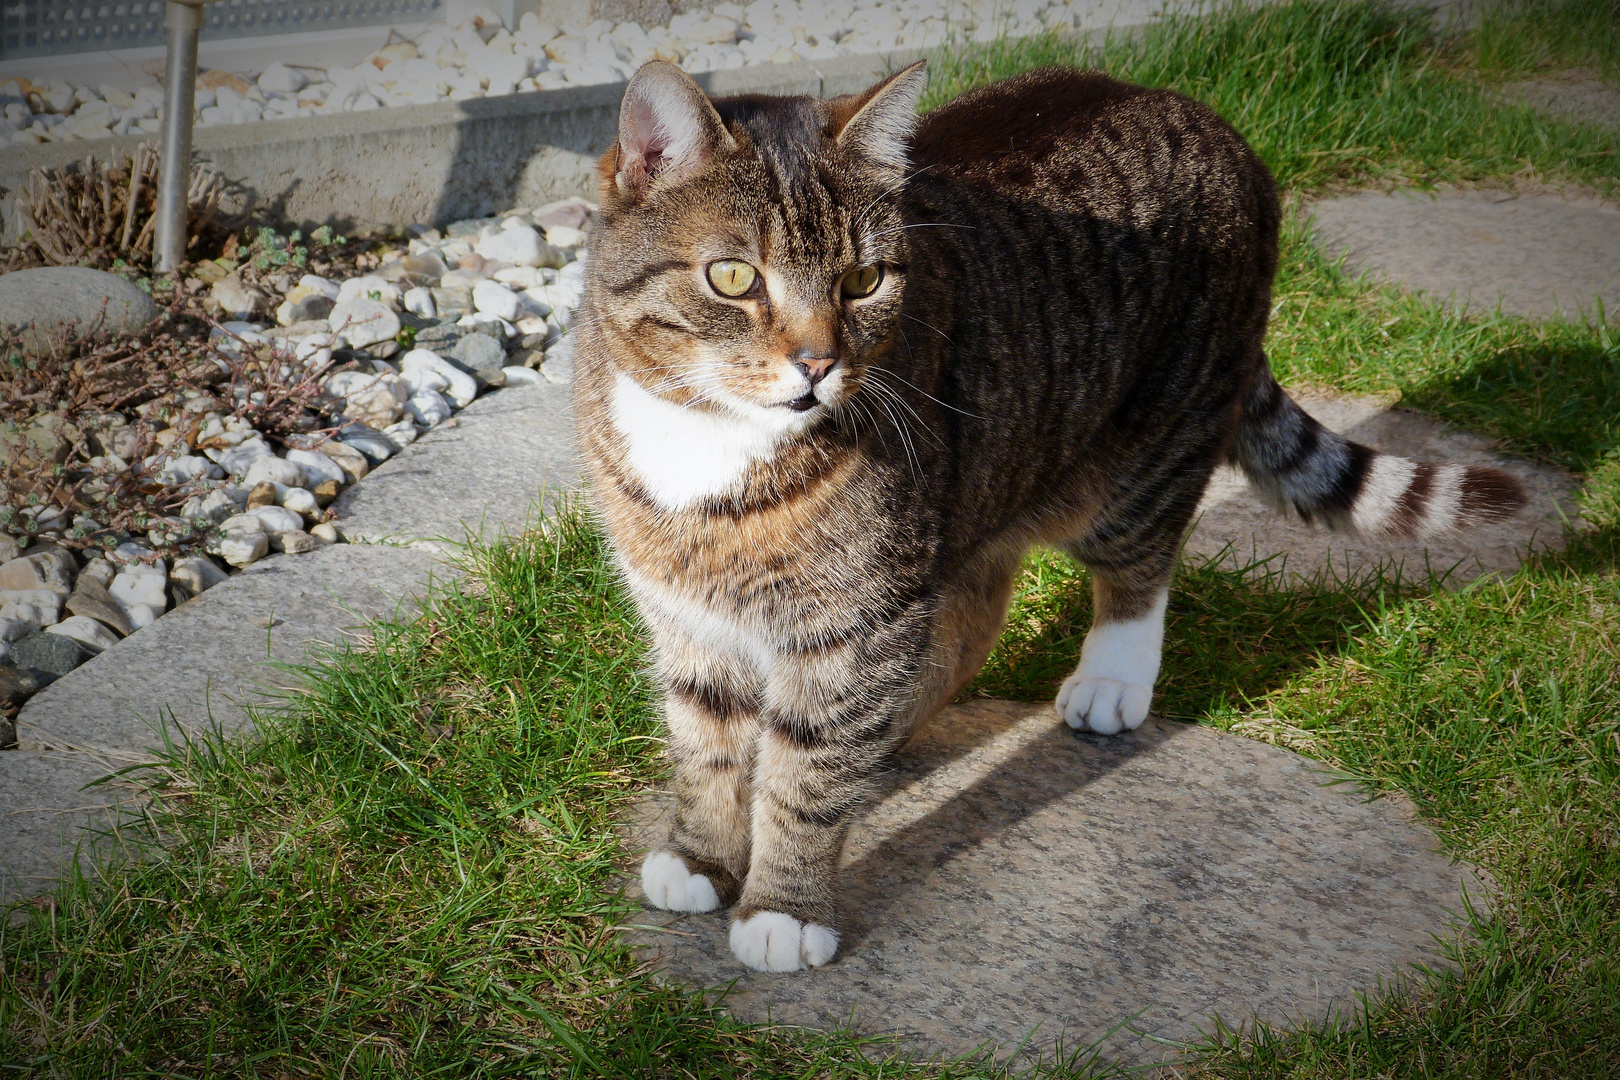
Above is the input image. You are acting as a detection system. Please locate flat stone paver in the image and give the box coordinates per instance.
[14,543,452,757]
[1186,390,1580,584]
[627,699,1480,1065]
[1309,188,1620,320]
[331,374,579,545]
[1500,71,1620,132]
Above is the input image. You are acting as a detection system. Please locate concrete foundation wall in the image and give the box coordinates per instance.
[0,51,914,242]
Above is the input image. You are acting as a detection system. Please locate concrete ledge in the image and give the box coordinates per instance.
[0,49,925,239]
[15,541,454,757]
[330,373,580,545]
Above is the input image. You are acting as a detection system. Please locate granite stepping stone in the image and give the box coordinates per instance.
[1308,187,1620,320]
[626,700,1483,1065]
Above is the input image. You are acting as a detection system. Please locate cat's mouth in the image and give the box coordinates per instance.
[783,393,820,412]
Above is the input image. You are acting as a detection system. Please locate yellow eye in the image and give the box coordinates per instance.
[840,265,882,299]
[707,260,758,298]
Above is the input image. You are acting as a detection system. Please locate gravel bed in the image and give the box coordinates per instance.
[0,0,1092,142]
[0,198,590,723]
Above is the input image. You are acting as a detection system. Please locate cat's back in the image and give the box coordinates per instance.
[911,66,1275,244]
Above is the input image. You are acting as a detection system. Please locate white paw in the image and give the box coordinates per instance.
[729,911,839,972]
[640,850,722,913]
[1057,588,1167,735]
[1058,673,1152,734]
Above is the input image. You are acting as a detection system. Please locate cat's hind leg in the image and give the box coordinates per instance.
[1060,486,1197,734]
[1055,569,1169,734]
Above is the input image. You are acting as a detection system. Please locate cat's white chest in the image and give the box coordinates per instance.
[609,374,779,510]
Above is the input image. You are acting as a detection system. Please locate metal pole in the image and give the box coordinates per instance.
[155,0,205,272]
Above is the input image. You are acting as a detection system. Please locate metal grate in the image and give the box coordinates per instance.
[3,0,443,62]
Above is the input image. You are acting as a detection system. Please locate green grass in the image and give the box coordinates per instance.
[4,1,1619,1076]
[922,0,1620,196]
[1470,0,1620,86]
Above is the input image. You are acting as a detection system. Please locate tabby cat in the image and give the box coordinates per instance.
[573,60,1525,973]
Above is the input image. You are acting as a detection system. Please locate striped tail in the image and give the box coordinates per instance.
[1231,369,1527,540]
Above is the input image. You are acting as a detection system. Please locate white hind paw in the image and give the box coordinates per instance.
[729,911,839,972]
[1058,673,1153,734]
[641,850,722,913]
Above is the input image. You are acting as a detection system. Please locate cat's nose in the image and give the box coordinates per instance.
[792,350,837,385]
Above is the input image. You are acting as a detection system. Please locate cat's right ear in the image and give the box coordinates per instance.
[614,61,736,201]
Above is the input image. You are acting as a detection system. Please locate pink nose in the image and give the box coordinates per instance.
[794,352,837,385]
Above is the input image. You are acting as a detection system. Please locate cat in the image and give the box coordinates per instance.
[572,59,1526,973]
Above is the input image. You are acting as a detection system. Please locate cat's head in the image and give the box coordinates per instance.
[586,59,928,436]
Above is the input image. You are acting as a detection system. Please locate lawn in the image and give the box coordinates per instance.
[2,1,1616,1076]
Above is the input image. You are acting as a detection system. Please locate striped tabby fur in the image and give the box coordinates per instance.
[573,62,1526,972]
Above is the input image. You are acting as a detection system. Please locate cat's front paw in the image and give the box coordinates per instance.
[1057,673,1152,735]
[641,850,723,913]
[729,911,839,972]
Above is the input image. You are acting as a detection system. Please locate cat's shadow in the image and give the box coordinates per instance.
[835,700,1176,952]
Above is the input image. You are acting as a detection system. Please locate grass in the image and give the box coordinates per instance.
[3,0,1618,1076]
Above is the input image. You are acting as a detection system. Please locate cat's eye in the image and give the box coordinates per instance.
[840,265,882,299]
[707,260,759,298]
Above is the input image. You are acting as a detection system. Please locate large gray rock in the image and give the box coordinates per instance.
[627,700,1483,1065]
[0,266,160,350]
[1309,188,1620,320]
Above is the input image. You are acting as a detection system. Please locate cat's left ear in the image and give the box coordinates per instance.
[616,61,736,200]
[832,61,928,174]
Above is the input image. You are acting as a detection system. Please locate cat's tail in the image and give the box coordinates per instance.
[1231,369,1526,539]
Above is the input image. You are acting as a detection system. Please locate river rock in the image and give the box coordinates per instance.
[244,454,306,489]
[403,286,437,318]
[170,554,228,597]
[78,558,116,588]
[45,615,119,655]
[451,331,508,380]
[156,454,224,485]
[8,631,85,680]
[0,536,20,564]
[286,448,347,487]
[0,663,39,709]
[0,617,36,642]
[318,440,370,484]
[269,530,319,554]
[329,298,401,348]
[311,479,342,507]
[246,481,278,508]
[207,528,269,568]
[208,436,275,477]
[430,287,474,317]
[211,274,267,319]
[475,225,562,268]
[280,487,320,521]
[472,280,524,322]
[247,505,304,534]
[65,577,135,636]
[0,591,61,626]
[0,551,74,598]
[338,427,400,465]
[336,275,402,309]
[109,565,168,614]
[0,267,160,352]
[406,388,452,427]
[277,293,335,325]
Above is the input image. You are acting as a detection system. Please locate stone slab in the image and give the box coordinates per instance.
[1309,188,1620,320]
[330,377,581,546]
[1186,391,1580,585]
[1501,71,1620,132]
[14,543,451,757]
[626,699,1480,1065]
[0,750,145,907]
